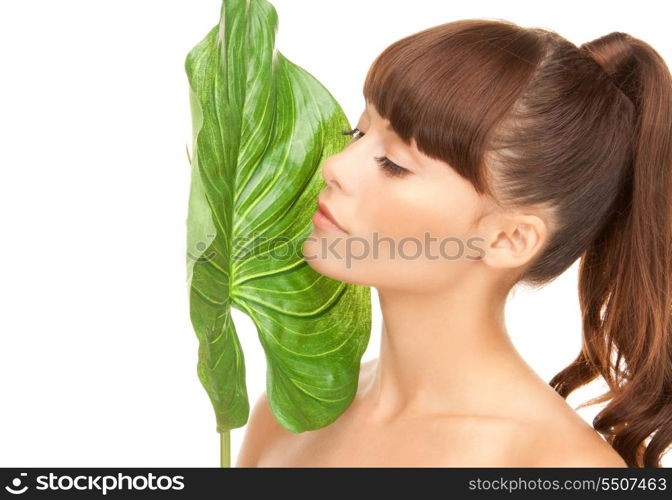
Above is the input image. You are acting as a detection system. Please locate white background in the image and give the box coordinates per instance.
[0,0,669,467]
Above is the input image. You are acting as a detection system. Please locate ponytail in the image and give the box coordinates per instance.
[549,32,672,467]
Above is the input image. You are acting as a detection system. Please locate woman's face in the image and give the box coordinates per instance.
[302,100,494,293]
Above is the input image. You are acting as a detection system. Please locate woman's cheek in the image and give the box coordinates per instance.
[383,186,449,239]
[365,192,422,238]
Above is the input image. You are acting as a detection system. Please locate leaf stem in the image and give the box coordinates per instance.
[220,430,231,467]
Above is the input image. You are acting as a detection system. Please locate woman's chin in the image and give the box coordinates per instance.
[303,239,338,275]
[301,240,358,283]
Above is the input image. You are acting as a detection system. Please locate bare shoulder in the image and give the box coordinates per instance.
[469,382,629,468]
[520,420,628,468]
[235,391,288,467]
[236,360,375,467]
[490,375,628,467]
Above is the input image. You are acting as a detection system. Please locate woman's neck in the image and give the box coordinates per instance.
[360,279,539,422]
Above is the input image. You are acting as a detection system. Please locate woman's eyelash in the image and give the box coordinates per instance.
[373,156,408,177]
[340,128,410,177]
[341,128,365,140]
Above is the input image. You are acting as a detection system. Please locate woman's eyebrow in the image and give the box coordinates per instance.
[369,122,394,133]
[362,109,422,167]
[363,109,393,132]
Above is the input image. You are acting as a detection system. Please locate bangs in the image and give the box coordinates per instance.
[362,19,547,196]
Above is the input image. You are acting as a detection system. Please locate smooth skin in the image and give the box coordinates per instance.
[237,102,628,467]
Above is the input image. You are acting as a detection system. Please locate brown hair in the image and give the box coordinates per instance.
[363,19,672,467]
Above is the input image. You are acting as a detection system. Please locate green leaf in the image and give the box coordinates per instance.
[184,0,372,434]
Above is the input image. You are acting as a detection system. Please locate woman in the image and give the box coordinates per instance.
[237,19,671,467]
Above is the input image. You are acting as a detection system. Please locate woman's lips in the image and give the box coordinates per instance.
[313,199,348,234]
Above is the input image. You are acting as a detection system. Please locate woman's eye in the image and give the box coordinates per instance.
[339,128,410,178]
[374,156,409,177]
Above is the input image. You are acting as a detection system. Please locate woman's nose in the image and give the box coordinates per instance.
[321,155,345,191]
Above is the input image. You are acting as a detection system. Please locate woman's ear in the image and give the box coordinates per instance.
[480,213,548,270]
